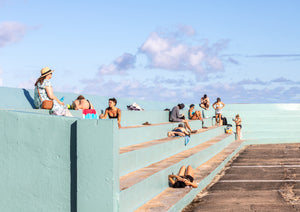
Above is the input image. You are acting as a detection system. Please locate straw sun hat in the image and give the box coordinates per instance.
[41,67,54,77]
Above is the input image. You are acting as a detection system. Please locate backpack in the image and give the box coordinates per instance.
[222,116,227,125]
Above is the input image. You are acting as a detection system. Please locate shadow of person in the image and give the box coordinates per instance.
[22,88,35,108]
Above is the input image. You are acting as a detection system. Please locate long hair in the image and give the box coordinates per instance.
[34,76,46,86]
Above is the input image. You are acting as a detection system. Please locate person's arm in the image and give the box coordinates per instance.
[183,179,198,188]
[99,109,108,119]
[45,86,64,105]
[221,102,225,109]
[212,102,216,109]
[117,108,121,128]
[168,175,177,186]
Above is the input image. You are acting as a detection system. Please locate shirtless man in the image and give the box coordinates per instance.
[200,94,210,110]
[167,124,190,137]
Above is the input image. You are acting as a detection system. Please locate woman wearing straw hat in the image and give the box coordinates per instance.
[34,67,72,116]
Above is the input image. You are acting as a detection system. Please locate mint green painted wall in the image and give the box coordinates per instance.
[77,119,119,212]
[0,110,76,212]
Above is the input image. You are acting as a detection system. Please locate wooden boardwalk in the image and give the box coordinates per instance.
[183,143,300,212]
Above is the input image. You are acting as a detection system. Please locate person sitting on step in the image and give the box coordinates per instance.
[99,97,121,128]
[168,165,198,188]
[169,103,197,134]
[188,104,203,121]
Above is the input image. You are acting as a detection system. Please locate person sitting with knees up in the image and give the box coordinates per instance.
[188,104,203,121]
[200,94,210,110]
[168,165,198,188]
[99,97,121,128]
[169,103,197,134]
[71,95,94,110]
[167,124,190,137]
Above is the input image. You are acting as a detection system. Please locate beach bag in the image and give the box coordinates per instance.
[127,103,144,111]
[226,124,233,134]
[41,100,53,110]
[222,116,227,125]
[37,86,53,109]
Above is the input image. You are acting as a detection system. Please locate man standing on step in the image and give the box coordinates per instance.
[169,103,197,134]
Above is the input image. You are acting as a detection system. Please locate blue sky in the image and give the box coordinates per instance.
[1,0,300,103]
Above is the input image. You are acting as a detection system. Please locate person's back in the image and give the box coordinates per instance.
[170,105,182,122]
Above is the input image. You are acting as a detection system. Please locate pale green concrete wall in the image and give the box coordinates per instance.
[0,110,76,212]
[76,119,119,212]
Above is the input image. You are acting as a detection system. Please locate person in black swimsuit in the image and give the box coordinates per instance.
[233,114,242,140]
[168,165,198,188]
[99,97,121,128]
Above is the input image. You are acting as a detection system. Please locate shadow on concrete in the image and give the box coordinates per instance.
[70,122,77,212]
[22,88,35,108]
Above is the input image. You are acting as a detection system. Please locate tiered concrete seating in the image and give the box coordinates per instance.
[0,86,240,212]
[118,119,236,211]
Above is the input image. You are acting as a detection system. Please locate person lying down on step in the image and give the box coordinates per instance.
[167,124,190,137]
[169,165,198,188]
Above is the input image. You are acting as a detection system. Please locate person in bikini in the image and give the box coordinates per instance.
[233,114,242,140]
[99,97,121,128]
[188,104,203,121]
[71,95,94,110]
[212,97,225,126]
[168,165,198,188]
[167,124,190,137]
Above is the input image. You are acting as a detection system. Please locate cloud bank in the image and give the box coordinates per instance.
[0,21,29,47]
[80,26,300,103]
[139,31,227,74]
[98,53,136,75]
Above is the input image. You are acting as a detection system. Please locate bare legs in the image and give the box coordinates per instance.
[182,119,197,133]
[191,111,203,121]
[236,126,241,140]
[215,113,222,125]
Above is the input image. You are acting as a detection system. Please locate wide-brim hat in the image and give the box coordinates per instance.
[41,67,54,77]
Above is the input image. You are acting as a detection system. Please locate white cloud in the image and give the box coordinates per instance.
[140,29,227,75]
[0,21,29,47]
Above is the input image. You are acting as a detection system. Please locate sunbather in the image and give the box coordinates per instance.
[167,124,190,137]
[169,103,197,134]
[34,67,72,116]
[188,104,203,121]
[233,114,242,140]
[168,165,198,188]
[99,97,121,128]
[71,95,94,110]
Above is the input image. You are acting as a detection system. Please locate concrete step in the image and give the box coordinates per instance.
[135,139,242,212]
[119,126,225,176]
[119,119,212,147]
[119,133,236,212]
